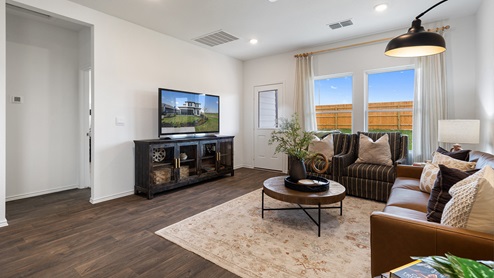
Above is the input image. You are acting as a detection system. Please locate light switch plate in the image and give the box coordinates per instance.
[115,117,125,126]
[11,96,23,104]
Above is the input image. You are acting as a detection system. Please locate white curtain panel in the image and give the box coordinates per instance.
[294,55,317,131]
[413,50,448,162]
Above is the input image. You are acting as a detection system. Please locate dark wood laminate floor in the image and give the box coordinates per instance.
[0,168,283,278]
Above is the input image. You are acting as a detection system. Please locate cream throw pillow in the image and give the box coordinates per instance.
[309,135,334,161]
[419,152,477,193]
[355,134,392,166]
[433,152,476,169]
[441,166,494,234]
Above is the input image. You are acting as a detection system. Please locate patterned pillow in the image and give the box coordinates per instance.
[432,152,476,169]
[419,152,477,193]
[436,146,470,161]
[355,134,392,166]
[426,165,479,223]
[441,166,494,234]
[309,134,334,161]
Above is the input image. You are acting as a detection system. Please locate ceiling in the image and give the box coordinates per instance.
[60,0,481,61]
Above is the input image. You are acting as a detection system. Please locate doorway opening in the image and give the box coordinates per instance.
[5,4,93,203]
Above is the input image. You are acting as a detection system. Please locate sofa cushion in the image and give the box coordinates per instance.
[386,188,429,213]
[441,166,494,234]
[436,146,470,161]
[309,134,334,161]
[393,177,420,191]
[358,131,402,162]
[346,163,395,182]
[433,152,477,169]
[419,153,477,193]
[383,205,427,221]
[426,165,479,223]
[356,134,392,166]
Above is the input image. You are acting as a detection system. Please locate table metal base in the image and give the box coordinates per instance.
[261,189,343,237]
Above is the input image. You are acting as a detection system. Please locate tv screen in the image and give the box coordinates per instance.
[159,88,220,137]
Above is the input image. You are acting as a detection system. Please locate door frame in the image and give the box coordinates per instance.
[79,67,92,190]
[253,83,286,173]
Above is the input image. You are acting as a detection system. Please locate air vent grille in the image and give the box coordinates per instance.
[328,19,353,30]
[193,30,239,47]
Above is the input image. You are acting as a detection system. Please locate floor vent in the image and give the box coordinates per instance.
[328,19,353,30]
[193,30,239,47]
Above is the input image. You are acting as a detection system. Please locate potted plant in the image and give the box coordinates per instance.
[413,254,494,277]
[268,113,315,181]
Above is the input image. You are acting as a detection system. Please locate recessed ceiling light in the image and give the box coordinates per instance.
[250,39,258,45]
[268,0,278,2]
[374,3,388,12]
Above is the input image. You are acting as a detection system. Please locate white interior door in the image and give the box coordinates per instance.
[254,84,284,171]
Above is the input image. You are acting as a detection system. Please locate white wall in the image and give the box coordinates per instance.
[6,12,80,200]
[476,0,494,153]
[243,16,479,168]
[2,0,243,211]
[0,0,7,227]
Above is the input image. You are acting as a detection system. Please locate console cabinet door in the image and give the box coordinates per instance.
[176,141,199,181]
[199,140,219,175]
[149,143,177,187]
[217,138,234,174]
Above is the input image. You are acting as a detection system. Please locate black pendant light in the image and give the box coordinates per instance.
[385,0,448,57]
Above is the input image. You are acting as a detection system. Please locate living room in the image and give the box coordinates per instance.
[0,0,493,276]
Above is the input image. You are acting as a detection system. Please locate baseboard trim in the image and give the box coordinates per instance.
[0,219,8,228]
[6,184,79,201]
[90,190,134,204]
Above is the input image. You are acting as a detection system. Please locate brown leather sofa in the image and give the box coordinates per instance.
[370,151,494,277]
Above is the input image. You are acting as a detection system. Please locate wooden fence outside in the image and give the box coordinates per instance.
[316,101,413,131]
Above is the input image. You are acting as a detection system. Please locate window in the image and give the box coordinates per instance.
[313,74,353,133]
[366,67,415,150]
[258,89,278,128]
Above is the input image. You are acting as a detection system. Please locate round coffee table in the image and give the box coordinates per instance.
[262,176,346,237]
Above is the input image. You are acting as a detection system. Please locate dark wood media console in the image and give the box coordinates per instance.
[134,136,234,199]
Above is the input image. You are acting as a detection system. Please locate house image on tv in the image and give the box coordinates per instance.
[178,101,202,116]
[162,104,180,116]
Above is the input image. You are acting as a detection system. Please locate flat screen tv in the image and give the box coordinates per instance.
[159,88,220,137]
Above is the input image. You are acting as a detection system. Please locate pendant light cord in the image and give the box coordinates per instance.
[416,0,448,20]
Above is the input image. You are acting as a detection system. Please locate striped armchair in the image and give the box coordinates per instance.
[334,132,408,202]
[304,132,352,181]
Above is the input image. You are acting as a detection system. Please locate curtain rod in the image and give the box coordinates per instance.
[294,25,450,58]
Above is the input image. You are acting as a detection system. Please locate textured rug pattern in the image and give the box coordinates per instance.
[155,188,385,277]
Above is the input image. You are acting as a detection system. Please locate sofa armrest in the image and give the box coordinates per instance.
[370,211,494,277]
[394,135,409,165]
[396,165,423,179]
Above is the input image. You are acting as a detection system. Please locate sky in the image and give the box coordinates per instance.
[314,69,415,105]
[161,89,219,113]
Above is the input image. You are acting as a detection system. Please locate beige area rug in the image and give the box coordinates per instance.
[155,188,385,277]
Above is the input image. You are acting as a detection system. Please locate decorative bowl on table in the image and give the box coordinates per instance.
[284,175,330,192]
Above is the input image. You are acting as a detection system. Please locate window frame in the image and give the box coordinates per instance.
[313,72,354,132]
[363,65,415,132]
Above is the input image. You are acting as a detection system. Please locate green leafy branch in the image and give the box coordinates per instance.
[413,254,494,278]
[268,114,315,160]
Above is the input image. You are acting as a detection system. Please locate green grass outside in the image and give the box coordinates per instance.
[195,113,219,132]
[161,113,219,132]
